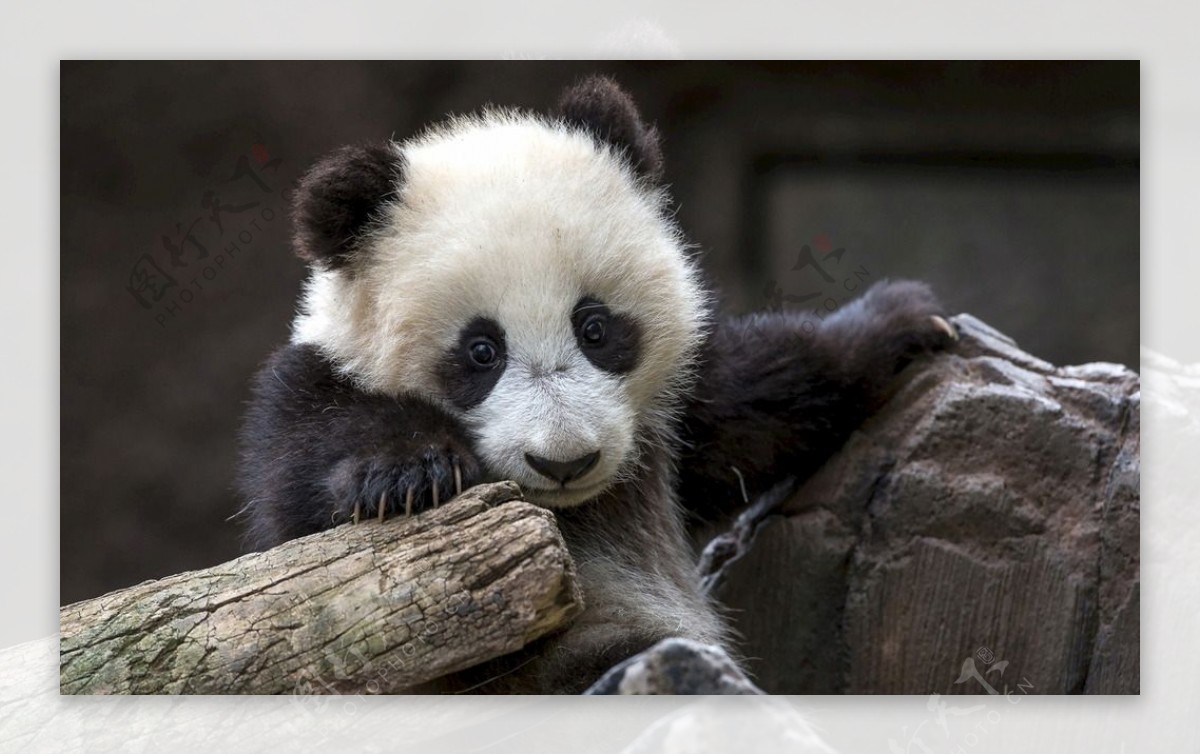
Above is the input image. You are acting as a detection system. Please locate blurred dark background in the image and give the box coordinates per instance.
[61,61,1139,604]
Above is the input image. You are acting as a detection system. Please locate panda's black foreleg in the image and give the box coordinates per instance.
[676,279,955,521]
[237,343,485,550]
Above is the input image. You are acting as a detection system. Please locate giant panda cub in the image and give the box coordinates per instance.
[238,76,956,693]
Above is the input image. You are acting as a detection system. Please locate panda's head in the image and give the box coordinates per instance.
[289,77,707,507]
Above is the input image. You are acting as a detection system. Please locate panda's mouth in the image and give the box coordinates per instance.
[520,479,611,508]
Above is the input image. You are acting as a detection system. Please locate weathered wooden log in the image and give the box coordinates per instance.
[59,481,582,694]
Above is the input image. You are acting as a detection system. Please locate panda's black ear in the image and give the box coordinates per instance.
[291,143,402,269]
[555,76,664,183]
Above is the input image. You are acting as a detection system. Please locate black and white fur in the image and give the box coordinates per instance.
[238,77,955,693]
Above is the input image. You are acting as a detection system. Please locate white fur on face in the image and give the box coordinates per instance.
[292,110,708,506]
[464,335,636,506]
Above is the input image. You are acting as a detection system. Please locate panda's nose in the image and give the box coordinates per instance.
[524,451,600,485]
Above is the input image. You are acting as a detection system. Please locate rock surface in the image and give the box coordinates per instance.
[701,314,1140,694]
[585,638,763,695]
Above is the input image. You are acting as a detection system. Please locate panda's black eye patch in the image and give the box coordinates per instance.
[439,317,506,410]
[572,297,640,375]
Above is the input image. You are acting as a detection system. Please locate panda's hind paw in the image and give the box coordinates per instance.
[929,314,958,341]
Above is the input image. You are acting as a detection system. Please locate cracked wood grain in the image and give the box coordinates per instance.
[59,482,583,694]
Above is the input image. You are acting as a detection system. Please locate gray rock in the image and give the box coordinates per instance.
[701,314,1140,694]
[585,638,764,695]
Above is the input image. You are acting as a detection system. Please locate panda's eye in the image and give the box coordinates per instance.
[469,338,498,367]
[581,314,607,346]
[571,296,639,374]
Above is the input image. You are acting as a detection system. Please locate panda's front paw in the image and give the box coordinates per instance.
[326,442,483,525]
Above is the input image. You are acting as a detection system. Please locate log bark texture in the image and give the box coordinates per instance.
[59,481,582,694]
